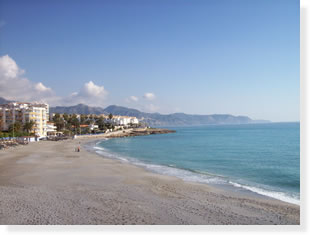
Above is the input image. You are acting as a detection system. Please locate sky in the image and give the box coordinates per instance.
[0,0,300,122]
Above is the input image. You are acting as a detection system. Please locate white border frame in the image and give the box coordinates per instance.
[0,0,308,234]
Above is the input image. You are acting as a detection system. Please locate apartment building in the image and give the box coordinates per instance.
[0,102,49,137]
[108,115,139,126]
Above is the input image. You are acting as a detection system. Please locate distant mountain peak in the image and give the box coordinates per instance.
[0,97,13,104]
[50,103,106,115]
[50,103,270,126]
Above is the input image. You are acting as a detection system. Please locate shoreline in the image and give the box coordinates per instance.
[0,136,300,225]
[88,137,300,206]
[76,127,176,139]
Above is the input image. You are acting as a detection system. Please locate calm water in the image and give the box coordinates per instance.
[95,123,300,204]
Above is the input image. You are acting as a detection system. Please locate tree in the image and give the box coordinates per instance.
[55,120,65,131]
[81,127,91,135]
[109,113,113,120]
[96,116,105,130]
[23,120,35,134]
[63,113,69,122]
[0,132,9,138]
[52,113,61,122]
[63,130,71,136]
[105,123,113,130]
[53,113,65,131]
[69,114,80,134]
[8,121,23,133]
[80,114,87,124]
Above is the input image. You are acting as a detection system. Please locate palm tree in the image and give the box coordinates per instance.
[80,114,86,124]
[52,113,61,122]
[109,113,113,120]
[9,121,22,133]
[23,120,35,134]
[53,113,65,131]
[96,116,105,130]
[63,113,69,122]
[69,114,80,134]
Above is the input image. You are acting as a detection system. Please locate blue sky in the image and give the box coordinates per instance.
[0,0,299,121]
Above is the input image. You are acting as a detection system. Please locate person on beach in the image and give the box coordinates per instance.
[74,142,81,152]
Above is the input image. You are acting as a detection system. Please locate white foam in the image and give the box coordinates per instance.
[94,146,105,151]
[93,143,300,206]
[95,150,129,162]
[94,145,226,185]
[229,181,300,205]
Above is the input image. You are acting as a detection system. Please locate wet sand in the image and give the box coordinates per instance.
[0,138,300,225]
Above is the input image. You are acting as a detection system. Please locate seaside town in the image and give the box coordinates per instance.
[0,101,141,149]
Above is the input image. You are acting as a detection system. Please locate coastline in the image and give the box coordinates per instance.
[90,127,300,206]
[0,136,300,225]
[76,127,176,139]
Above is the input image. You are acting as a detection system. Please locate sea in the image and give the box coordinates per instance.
[93,122,300,205]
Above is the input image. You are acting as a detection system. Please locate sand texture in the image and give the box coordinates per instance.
[0,139,300,225]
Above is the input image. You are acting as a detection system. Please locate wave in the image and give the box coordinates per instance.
[229,182,300,205]
[94,148,226,185]
[93,142,300,206]
[94,146,105,151]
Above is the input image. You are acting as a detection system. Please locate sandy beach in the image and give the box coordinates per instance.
[0,137,300,225]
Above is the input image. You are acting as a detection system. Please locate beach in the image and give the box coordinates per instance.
[0,137,300,225]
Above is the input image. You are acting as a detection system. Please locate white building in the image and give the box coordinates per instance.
[46,122,57,136]
[106,115,139,126]
[0,102,49,137]
[130,117,139,125]
[89,124,99,130]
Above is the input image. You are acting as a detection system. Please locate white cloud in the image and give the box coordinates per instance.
[125,96,138,103]
[143,92,155,100]
[0,54,54,103]
[129,95,139,102]
[0,55,108,107]
[35,82,52,92]
[81,81,106,97]
[62,81,108,106]
[0,54,23,78]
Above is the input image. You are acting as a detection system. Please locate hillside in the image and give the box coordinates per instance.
[0,97,12,104]
[50,104,269,126]
[50,104,106,115]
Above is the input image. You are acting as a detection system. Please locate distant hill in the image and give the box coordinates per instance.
[1,97,269,126]
[0,97,12,104]
[50,103,106,115]
[50,103,270,126]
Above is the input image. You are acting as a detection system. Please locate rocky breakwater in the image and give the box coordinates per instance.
[106,128,176,138]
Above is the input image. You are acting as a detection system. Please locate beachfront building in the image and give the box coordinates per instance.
[105,115,139,126]
[89,124,99,130]
[0,102,49,137]
[49,112,140,129]
[46,121,57,136]
[79,123,99,133]
[129,117,139,125]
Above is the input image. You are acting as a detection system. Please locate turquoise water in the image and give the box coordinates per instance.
[94,123,300,205]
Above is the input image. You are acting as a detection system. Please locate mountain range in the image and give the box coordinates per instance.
[0,97,13,104]
[0,97,269,126]
[50,103,269,126]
